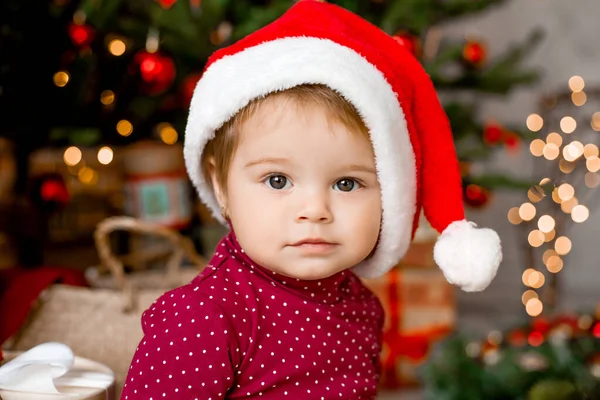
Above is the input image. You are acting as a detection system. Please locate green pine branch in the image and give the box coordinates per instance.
[427,29,543,94]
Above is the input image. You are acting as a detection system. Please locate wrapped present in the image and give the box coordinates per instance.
[362,216,456,389]
[0,342,116,400]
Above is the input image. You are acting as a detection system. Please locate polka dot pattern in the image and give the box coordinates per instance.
[121,232,384,399]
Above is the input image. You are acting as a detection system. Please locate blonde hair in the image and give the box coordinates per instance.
[201,84,370,194]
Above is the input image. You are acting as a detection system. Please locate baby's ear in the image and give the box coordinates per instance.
[205,156,227,209]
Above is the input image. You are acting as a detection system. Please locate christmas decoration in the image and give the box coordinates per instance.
[483,122,504,145]
[464,183,491,208]
[123,141,192,229]
[508,80,600,313]
[67,22,95,48]
[462,40,487,68]
[180,72,203,107]
[392,30,421,58]
[28,173,70,213]
[422,310,600,399]
[156,0,177,9]
[132,50,177,96]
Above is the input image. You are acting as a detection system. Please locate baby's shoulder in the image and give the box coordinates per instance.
[144,256,255,326]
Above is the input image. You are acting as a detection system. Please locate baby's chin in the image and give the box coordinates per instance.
[274,262,348,281]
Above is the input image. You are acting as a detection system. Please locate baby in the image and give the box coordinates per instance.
[120,1,502,399]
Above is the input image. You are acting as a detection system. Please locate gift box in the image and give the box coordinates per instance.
[361,217,456,389]
[0,342,116,400]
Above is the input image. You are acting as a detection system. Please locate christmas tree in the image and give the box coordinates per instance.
[1,0,541,203]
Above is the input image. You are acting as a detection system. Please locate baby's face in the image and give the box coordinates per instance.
[224,98,382,280]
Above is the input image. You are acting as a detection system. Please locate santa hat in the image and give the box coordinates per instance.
[183,0,502,291]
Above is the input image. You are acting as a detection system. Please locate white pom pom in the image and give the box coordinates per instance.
[433,219,502,292]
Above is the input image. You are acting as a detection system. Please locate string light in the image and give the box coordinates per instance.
[526,298,543,317]
[571,204,589,223]
[100,90,115,105]
[522,268,536,286]
[571,91,587,106]
[528,230,545,248]
[591,112,600,131]
[559,159,576,174]
[519,202,536,221]
[63,146,82,166]
[515,75,597,317]
[585,172,600,188]
[526,114,544,132]
[537,215,555,233]
[109,39,126,56]
[542,143,560,160]
[560,197,578,213]
[529,139,545,157]
[507,207,523,224]
[527,185,545,203]
[586,156,600,172]
[53,71,70,87]
[97,146,114,165]
[560,116,577,134]
[557,183,575,201]
[568,75,585,92]
[545,255,563,273]
[521,290,538,306]
[546,132,563,147]
[78,166,98,185]
[117,120,133,136]
[543,229,556,243]
[157,123,178,145]
[555,236,572,255]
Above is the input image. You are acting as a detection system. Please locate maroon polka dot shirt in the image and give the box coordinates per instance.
[121,231,384,399]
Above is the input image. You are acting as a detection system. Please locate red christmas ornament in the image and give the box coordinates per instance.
[507,329,527,347]
[532,317,551,336]
[464,183,490,208]
[181,72,203,107]
[68,22,95,48]
[463,40,487,67]
[157,0,177,9]
[592,322,600,338]
[504,133,521,151]
[392,31,421,58]
[132,50,177,95]
[527,331,544,347]
[483,123,504,145]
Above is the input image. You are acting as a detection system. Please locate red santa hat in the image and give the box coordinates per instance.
[184,0,502,291]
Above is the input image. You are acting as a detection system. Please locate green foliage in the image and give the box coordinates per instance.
[421,313,600,400]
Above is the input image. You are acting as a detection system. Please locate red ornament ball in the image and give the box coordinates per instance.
[464,183,490,208]
[157,0,177,9]
[463,40,487,67]
[504,133,521,151]
[68,22,95,48]
[483,123,504,145]
[132,50,177,95]
[392,31,421,58]
[181,72,203,107]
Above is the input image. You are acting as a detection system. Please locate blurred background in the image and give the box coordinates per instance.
[1,0,600,398]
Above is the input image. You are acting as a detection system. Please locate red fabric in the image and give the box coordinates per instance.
[203,0,463,236]
[0,266,89,345]
[121,231,384,399]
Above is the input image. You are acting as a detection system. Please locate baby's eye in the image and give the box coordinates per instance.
[334,178,360,192]
[265,175,291,190]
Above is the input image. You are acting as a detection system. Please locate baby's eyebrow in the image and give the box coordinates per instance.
[244,157,290,169]
[341,164,377,175]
